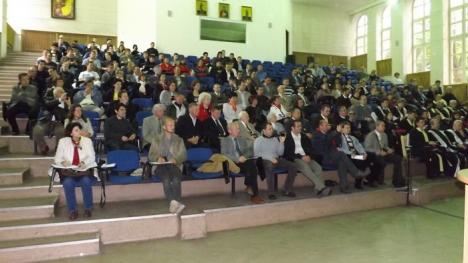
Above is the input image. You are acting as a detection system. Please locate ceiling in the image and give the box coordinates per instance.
[292,0,382,13]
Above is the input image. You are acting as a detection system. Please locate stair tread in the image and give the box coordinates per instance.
[0,195,57,209]
[0,177,49,189]
[0,167,27,175]
[0,232,98,249]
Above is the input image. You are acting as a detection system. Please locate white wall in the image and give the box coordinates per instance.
[154,0,292,62]
[7,0,116,36]
[292,3,352,57]
[116,0,157,51]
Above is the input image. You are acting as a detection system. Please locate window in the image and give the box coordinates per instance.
[356,15,368,55]
[412,0,431,72]
[449,0,468,83]
[380,6,392,60]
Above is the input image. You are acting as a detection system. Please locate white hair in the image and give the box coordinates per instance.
[152,103,166,113]
[267,112,277,122]
[198,92,212,105]
[238,111,249,120]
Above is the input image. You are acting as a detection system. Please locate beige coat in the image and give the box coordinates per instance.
[197,154,240,174]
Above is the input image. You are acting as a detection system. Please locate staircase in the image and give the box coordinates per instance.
[0,52,40,131]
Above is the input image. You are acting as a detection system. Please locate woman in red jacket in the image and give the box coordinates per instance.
[197,92,212,122]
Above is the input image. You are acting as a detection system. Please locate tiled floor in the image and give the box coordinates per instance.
[47,196,464,263]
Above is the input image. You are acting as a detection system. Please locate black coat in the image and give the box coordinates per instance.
[175,114,203,148]
[202,117,228,151]
[283,132,314,161]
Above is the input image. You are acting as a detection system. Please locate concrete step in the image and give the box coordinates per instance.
[0,168,29,186]
[0,155,54,178]
[0,135,57,154]
[0,195,57,222]
[0,232,100,263]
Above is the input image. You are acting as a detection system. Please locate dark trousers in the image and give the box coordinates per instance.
[154,164,183,202]
[238,159,259,196]
[6,102,38,134]
[32,121,65,152]
[262,158,297,193]
[325,151,359,189]
[374,153,404,185]
[360,153,380,183]
[106,140,139,152]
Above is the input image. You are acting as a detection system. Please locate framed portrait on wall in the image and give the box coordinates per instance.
[219,3,229,19]
[241,6,252,22]
[51,0,76,19]
[196,0,208,16]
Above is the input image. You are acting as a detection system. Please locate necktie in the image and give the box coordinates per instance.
[157,119,162,133]
[245,122,254,135]
[72,142,80,165]
[217,119,225,135]
[234,138,242,156]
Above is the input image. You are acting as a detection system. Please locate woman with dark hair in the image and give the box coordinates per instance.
[64,104,94,138]
[245,95,266,130]
[54,122,96,220]
[187,80,201,104]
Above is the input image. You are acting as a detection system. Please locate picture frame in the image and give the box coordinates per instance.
[196,0,208,16]
[219,3,230,19]
[51,0,76,20]
[241,6,252,22]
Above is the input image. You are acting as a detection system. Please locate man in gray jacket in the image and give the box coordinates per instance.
[254,122,297,200]
[5,73,39,135]
[364,121,405,187]
[148,117,187,214]
[221,121,264,204]
[142,104,165,150]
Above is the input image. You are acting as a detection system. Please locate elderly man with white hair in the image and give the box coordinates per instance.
[266,112,285,136]
[238,111,259,142]
[142,103,166,150]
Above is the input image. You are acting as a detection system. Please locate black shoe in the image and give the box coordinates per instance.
[354,178,363,190]
[340,187,351,194]
[268,194,277,200]
[68,211,79,221]
[364,180,378,187]
[317,187,332,198]
[84,209,92,218]
[393,182,406,188]
[282,191,296,198]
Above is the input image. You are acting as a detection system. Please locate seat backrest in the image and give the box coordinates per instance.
[83,111,100,132]
[107,150,140,172]
[131,98,153,111]
[187,147,213,162]
[136,111,152,126]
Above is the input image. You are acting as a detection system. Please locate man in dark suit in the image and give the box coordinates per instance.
[104,103,138,152]
[283,120,332,197]
[311,104,332,129]
[202,106,228,152]
[220,121,264,204]
[175,103,203,148]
